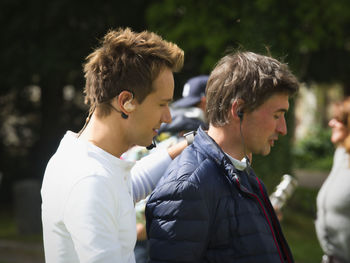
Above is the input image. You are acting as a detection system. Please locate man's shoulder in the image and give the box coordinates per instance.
[174,144,217,171]
[146,145,228,214]
[156,145,222,192]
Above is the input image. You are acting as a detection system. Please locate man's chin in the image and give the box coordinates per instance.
[260,146,271,156]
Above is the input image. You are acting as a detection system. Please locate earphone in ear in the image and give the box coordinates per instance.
[237,110,244,120]
[124,100,136,112]
[121,112,128,119]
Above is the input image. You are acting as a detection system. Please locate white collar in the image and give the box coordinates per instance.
[225,152,249,171]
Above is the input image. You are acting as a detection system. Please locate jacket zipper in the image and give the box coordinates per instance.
[234,176,286,263]
[255,177,293,263]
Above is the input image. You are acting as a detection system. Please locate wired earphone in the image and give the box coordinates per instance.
[237,109,251,167]
[77,92,157,149]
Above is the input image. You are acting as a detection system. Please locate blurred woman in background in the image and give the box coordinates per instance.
[315,97,350,263]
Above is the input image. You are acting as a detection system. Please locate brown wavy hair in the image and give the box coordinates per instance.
[332,96,350,154]
[206,51,299,126]
[83,27,184,117]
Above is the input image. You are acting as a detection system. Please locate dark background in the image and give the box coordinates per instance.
[1,0,350,209]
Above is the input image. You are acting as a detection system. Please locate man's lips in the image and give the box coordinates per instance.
[269,137,278,146]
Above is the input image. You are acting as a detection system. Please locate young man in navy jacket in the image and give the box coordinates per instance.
[146,51,299,263]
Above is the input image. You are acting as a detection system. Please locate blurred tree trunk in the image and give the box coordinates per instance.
[344,82,350,96]
[29,76,65,179]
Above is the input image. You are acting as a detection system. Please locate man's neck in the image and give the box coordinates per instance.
[207,124,246,161]
[79,114,131,158]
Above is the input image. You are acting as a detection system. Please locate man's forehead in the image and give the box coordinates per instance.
[259,93,290,111]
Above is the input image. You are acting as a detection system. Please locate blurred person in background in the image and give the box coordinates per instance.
[315,97,350,263]
[146,51,299,263]
[172,74,208,111]
[162,74,208,134]
[41,27,187,263]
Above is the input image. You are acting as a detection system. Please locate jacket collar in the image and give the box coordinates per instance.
[193,127,240,182]
[193,126,227,165]
[193,126,257,190]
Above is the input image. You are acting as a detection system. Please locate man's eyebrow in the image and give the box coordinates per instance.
[161,98,173,103]
[276,108,288,113]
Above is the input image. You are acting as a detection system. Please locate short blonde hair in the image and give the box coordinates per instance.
[83,27,184,116]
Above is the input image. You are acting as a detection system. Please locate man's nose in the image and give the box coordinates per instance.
[162,106,172,124]
[277,117,287,136]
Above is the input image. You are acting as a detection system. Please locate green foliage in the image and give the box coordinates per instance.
[145,0,350,193]
[146,0,243,73]
[293,126,334,171]
[145,0,350,82]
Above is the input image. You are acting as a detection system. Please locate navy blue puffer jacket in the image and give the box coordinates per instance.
[146,127,294,263]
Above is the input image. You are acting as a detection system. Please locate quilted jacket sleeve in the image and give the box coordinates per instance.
[145,156,217,263]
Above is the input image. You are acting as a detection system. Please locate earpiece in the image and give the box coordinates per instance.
[111,91,135,119]
[146,138,157,150]
[237,110,244,120]
[124,101,136,112]
[120,100,135,119]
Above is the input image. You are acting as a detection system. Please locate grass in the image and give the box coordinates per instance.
[0,209,17,238]
[281,187,323,263]
[0,209,42,242]
[0,208,44,263]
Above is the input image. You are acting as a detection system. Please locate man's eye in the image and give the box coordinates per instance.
[274,112,286,119]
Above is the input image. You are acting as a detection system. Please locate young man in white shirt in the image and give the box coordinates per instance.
[41,27,185,263]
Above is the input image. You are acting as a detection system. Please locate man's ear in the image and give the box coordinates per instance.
[118,91,136,113]
[231,98,245,121]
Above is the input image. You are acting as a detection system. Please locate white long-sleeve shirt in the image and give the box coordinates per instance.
[41,131,171,263]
